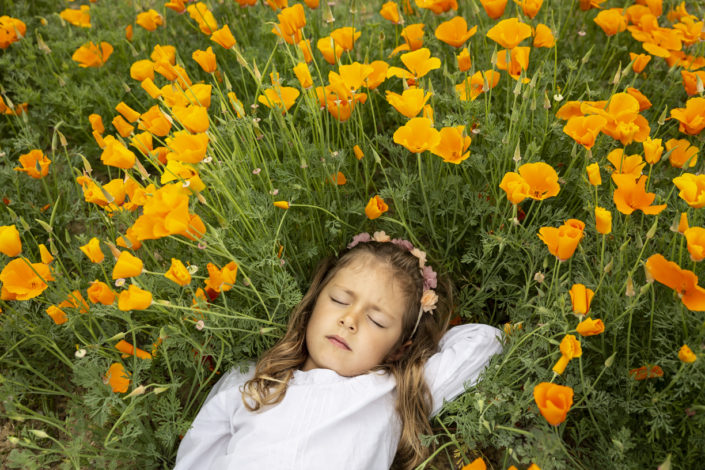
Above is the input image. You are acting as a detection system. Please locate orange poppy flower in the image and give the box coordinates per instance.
[80,237,105,263]
[533,382,573,426]
[58,290,89,315]
[112,251,144,279]
[38,244,53,264]
[118,284,153,311]
[293,62,313,89]
[139,105,172,137]
[399,23,425,52]
[538,219,585,261]
[678,212,689,234]
[272,4,306,44]
[576,317,604,336]
[562,115,607,148]
[601,93,650,145]
[434,16,477,48]
[496,47,530,81]
[193,47,216,73]
[645,253,705,311]
[353,145,364,160]
[136,9,164,31]
[116,340,153,360]
[297,39,313,63]
[385,87,432,118]
[72,41,113,68]
[0,258,53,301]
[630,52,651,73]
[612,174,666,215]
[533,23,555,48]
[60,6,91,28]
[380,1,401,24]
[673,173,705,208]
[479,0,508,19]
[187,2,218,35]
[666,138,698,168]
[625,87,651,111]
[552,334,582,375]
[112,116,134,138]
[388,48,441,81]
[392,117,441,154]
[457,48,471,72]
[211,25,236,49]
[629,364,663,381]
[0,225,21,257]
[594,8,627,36]
[455,70,501,101]
[569,284,594,315]
[365,195,389,220]
[105,363,131,393]
[331,26,361,51]
[607,148,645,180]
[46,305,67,325]
[684,227,705,262]
[430,126,471,164]
[87,280,115,305]
[499,172,530,205]
[89,113,104,134]
[15,150,51,179]
[595,207,612,235]
[357,61,385,90]
[317,36,344,64]
[486,18,532,50]
[171,104,209,133]
[205,261,238,292]
[642,137,663,164]
[681,70,705,96]
[678,344,697,363]
[258,86,300,114]
[517,162,560,200]
[586,163,601,186]
[166,131,209,163]
[516,0,543,18]
[671,97,705,135]
[166,0,188,13]
[130,60,155,82]
[164,258,191,286]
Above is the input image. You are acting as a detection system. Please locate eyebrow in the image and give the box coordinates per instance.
[332,285,393,318]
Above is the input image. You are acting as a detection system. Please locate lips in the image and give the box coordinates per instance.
[327,335,351,351]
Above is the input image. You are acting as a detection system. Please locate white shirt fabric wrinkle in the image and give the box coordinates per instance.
[174,323,503,470]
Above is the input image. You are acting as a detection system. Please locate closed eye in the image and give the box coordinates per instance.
[331,297,346,305]
[369,317,385,328]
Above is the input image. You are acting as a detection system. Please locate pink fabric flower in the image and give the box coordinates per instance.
[347,232,372,249]
[391,238,414,251]
[410,248,426,267]
[422,265,437,290]
[420,290,438,312]
[373,231,391,242]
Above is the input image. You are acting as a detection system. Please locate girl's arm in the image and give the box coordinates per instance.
[423,323,503,417]
[174,365,252,470]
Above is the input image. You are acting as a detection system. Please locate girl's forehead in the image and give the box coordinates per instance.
[332,255,403,296]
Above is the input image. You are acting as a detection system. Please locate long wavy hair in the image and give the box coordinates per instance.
[241,240,453,469]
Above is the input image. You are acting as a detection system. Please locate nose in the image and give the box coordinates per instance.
[338,311,358,332]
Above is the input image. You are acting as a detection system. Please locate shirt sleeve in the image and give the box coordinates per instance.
[174,364,253,470]
[423,323,504,418]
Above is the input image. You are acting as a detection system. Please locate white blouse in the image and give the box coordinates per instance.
[174,323,503,470]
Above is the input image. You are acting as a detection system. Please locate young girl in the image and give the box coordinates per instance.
[174,232,503,470]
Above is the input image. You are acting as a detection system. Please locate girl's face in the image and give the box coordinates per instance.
[301,254,408,377]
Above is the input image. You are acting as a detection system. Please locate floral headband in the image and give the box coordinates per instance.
[348,231,438,338]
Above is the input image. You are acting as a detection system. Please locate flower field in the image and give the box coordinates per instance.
[1,0,704,468]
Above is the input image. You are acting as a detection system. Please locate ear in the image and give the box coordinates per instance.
[387,340,412,362]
